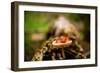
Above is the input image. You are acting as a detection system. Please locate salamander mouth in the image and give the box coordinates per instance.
[52,35,72,47]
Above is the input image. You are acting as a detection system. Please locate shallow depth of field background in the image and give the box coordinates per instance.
[24,11,90,61]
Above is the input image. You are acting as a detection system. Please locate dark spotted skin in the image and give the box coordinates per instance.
[32,37,86,61]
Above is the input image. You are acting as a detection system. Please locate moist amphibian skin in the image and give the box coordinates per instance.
[32,34,86,61]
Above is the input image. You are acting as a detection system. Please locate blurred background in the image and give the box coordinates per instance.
[24,11,90,61]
